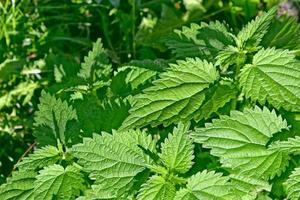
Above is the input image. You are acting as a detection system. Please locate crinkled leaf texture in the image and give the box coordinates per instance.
[72,129,156,198]
[159,122,194,174]
[115,65,158,90]
[284,167,300,200]
[0,171,36,200]
[137,175,176,200]
[195,78,237,120]
[192,106,289,180]
[34,164,84,200]
[174,170,234,200]
[166,21,234,61]
[229,174,271,200]
[34,91,78,146]
[17,146,61,171]
[237,7,276,50]
[270,136,300,155]
[239,48,300,112]
[121,58,219,129]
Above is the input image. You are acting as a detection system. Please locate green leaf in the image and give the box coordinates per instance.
[78,38,112,82]
[0,171,36,200]
[284,167,300,200]
[270,136,300,155]
[121,58,219,129]
[159,122,194,174]
[72,129,155,198]
[80,184,122,200]
[166,21,234,61]
[34,91,78,145]
[137,175,176,200]
[111,65,158,97]
[192,106,289,179]
[74,95,130,135]
[239,48,300,112]
[195,78,238,120]
[17,146,61,171]
[230,174,272,200]
[116,65,157,90]
[237,7,276,50]
[215,46,240,72]
[34,164,84,200]
[174,170,234,200]
[262,17,300,51]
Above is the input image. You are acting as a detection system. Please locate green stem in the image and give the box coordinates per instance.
[131,0,136,59]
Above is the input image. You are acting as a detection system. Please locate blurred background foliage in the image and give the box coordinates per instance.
[0,0,299,183]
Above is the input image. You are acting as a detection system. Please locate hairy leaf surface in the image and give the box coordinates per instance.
[72,129,155,197]
[237,7,276,50]
[34,164,84,200]
[121,58,219,129]
[284,167,300,200]
[239,48,300,112]
[17,146,61,171]
[174,170,234,200]
[230,174,271,199]
[192,106,289,179]
[159,122,194,174]
[0,171,36,200]
[34,91,78,145]
[137,176,176,200]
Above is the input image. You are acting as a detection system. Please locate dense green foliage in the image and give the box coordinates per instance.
[1,0,300,199]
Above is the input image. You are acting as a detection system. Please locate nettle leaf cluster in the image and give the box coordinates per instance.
[1,7,300,200]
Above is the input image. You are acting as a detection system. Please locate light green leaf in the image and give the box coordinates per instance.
[284,167,300,200]
[166,21,234,61]
[121,58,219,129]
[111,64,159,97]
[270,136,300,155]
[159,122,194,174]
[137,176,176,200]
[34,164,84,200]
[237,7,276,50]
[174,170,234,200]
[34,91,77,145]
[17,146,61,171]
[117,65,157,90]
[0,171,36,200]
[78,38,112,81]
[230,174,272,200]
[72,129,155,198]
[192,106,289,179]
[215,46,240,72]
[195,78,238,120]
[239,48,300,112]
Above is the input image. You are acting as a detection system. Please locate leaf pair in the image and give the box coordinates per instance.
[192,106,300,199]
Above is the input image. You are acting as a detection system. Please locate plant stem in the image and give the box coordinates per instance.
[10,142,36,176]
[131,0,136,59]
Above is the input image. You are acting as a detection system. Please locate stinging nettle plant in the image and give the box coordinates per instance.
[1,6,300,200]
